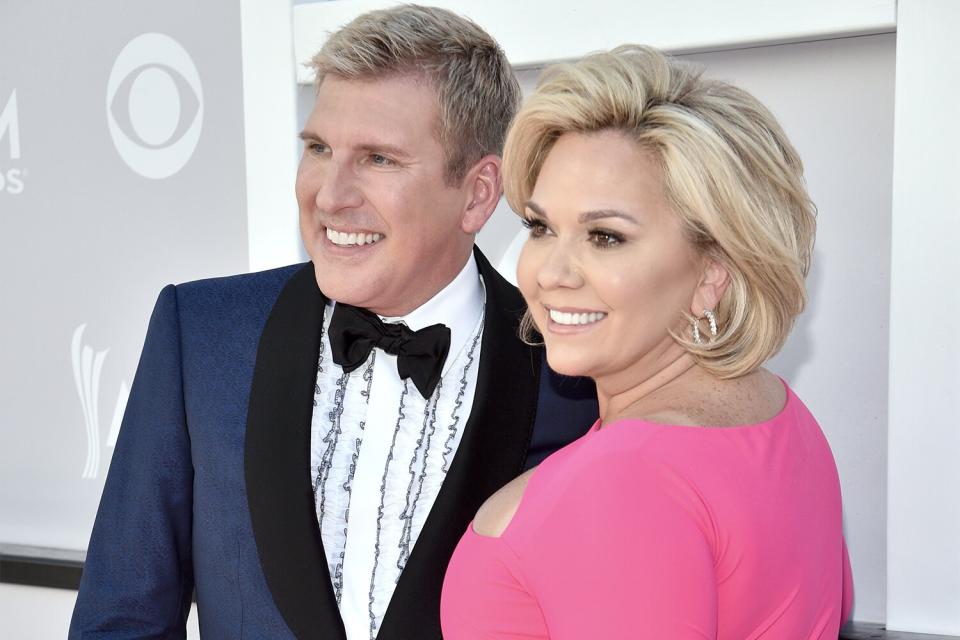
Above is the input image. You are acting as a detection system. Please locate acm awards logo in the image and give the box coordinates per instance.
[0,89,24,195]
[106,33,203,179]
[72,325,130,479]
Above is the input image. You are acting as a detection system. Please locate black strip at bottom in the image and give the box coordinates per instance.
[0,554,83,590]
[841,622,959,639]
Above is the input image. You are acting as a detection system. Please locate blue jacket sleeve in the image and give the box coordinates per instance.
[524,361,598,471]
[69,285,194,639]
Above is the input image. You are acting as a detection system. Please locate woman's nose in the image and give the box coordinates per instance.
[537,242,584,290]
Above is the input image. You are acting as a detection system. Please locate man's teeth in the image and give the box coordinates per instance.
[326,227,383,246]
[548,309,607,326]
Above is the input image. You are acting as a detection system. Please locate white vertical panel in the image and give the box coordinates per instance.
[241,0,304,271]
[887,0,960,634]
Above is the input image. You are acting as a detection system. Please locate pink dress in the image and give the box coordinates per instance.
[441,384,853,639]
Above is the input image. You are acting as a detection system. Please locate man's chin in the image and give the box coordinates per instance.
[312,264,382,309]
[313,264,350,299]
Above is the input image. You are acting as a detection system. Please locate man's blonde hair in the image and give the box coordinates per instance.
[310,4,521,185]
[504,45,815,378]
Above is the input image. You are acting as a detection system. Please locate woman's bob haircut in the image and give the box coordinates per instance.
[504,45,815,378]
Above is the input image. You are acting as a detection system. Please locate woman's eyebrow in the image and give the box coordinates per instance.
[525,202,639,224]
[578,209,639,224]
[525,201,548,218]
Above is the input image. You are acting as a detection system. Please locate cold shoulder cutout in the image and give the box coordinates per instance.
[472,468,536,538]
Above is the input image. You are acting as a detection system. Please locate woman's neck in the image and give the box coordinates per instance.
[596,351,698,424]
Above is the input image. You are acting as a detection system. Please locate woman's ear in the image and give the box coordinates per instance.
[460,155,502,234]
[691,258,730,315]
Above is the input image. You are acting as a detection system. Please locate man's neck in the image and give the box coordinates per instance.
[331,251,485,377]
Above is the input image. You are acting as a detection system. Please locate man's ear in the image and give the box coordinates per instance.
[460,155,503,234]
[691,257,731,315]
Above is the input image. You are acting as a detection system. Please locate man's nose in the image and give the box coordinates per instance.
[314,159,363,214]
[538,242,584,290]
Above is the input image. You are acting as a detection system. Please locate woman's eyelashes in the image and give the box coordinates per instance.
[588,228,625,249]
[521,216,550,238]
[521,215,626,250]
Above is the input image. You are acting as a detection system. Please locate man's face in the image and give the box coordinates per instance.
[296,74,475,316]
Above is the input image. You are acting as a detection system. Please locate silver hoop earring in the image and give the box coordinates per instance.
[691,309,718,345]
[703,309,718,338]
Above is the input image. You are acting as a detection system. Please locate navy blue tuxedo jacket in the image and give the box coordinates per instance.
[69,249,597,639]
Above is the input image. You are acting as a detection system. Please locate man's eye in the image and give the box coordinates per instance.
[589,229,624,248]
[521,217,549,238]
[308,142,330,155]
[369,154,395,167]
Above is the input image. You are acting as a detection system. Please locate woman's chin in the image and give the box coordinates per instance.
[544,350,597,380]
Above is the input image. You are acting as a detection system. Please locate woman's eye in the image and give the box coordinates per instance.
[521,217,549,238]
[589,230,624,248]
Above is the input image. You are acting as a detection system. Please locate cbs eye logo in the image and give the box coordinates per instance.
[106,33,203,179]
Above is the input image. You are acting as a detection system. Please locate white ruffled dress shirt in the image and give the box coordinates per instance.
[310,256,485,640]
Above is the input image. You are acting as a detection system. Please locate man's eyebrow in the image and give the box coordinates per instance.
[356,142,411,159]
[296,132,411,159]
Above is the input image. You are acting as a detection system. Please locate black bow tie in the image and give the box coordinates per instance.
[327,303,451,398]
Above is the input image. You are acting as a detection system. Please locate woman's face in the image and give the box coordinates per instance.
[517,130,707,386]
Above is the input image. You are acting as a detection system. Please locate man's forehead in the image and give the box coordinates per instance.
[315,68,434,91]
[314,72,436,107]
[306,74,441,145]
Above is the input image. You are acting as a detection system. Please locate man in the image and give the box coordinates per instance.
[70,6,596,640]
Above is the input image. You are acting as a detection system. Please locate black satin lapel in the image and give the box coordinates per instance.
[378,247,541,640]
[244,263,347,640]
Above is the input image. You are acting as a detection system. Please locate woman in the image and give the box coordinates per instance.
[441,45,853,638]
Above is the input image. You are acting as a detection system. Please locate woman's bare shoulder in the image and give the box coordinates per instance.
[708,368,786,426]
[472,468,537,538]
[637,367,787,427]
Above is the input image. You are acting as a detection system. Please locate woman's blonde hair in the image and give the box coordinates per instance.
[504,45,815,378]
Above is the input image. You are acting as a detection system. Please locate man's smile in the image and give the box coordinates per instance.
[325,226,384,247]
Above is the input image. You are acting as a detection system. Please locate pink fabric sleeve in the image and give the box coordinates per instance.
[506,451,718,639]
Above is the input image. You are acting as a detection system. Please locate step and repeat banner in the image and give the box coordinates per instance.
[1,1,250,551]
